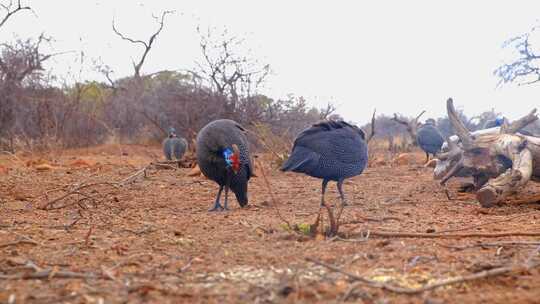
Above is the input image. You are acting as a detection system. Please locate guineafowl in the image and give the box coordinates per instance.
[483,117,534,136]
[483,117,504,129]
[281,120,368,207]
[416,118,444,162]
[163,127,188,161]
[196,119,252,211]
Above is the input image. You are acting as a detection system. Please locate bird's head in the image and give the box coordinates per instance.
[425,118,436,126]
[168,127,177,138]
[222,144,241,174]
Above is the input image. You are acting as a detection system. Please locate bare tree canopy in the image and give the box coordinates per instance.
[196,26,271,105]
[112,10,174,79]
[0,0,32,29]
[495,25,540,86]
[391,110,425,144]
[0,34,53,84]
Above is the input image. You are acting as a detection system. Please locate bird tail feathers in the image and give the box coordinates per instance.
[280,147,319,173]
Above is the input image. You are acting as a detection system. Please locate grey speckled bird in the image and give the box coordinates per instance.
[416,119,444,162]
[196,119,253,211]
[163,127,188,161]
[281,120,368,207]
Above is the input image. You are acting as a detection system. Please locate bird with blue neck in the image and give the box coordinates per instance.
[196,119,252,211]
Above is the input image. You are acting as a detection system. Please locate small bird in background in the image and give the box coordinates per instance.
[281,120,368,207]
[196,119,253,211]
[163,127,188,161]
[483,117,505,129]
[416,118,444,163]
[483,116,535,136]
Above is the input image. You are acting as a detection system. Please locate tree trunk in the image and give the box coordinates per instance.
[476,134,534,207]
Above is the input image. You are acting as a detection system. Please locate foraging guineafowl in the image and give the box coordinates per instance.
[196,119,252,211]
[416,118,444,162]
[163,127,188,161]
[281,120,368,207]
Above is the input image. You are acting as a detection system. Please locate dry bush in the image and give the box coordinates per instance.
[249,123,292,167]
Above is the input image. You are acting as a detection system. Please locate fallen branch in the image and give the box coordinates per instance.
[84,226,93,247]
[118,160,184,186]
[437,213,535,234]
[306,251,540,294]
[350,230,540,239]
[306,256,420,293]
[0,269,103,280]
[333,233,370,243]
[442,241,540,251]
[0,150,24,164]
[118,164,152,185]
[340,216,400,225]
[0,240,38,248]
[0,259,107,281]
[39,182,118,210]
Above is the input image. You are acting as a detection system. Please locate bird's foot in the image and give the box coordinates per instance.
[208,204,224,212]
[341,200,349,207]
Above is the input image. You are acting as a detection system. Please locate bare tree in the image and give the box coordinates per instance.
[319,103,337,120]
[0,34,54,142]
[108,10,174,139]
[196,26,270,112]
[364,109,376,143]
[495,25,540,86]
[112,10,173,79]
[0,34,53,83]
[0,0,32,29]
[436,98,539,207]
[391,110,425,144]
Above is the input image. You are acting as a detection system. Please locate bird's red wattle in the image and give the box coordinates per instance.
[231,152,240,173]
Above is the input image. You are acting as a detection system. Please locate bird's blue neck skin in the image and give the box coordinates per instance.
[222,147,234,168]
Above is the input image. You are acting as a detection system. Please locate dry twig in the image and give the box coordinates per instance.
[351,230,540,239]
[437,213,535,234]
[0,240,38,248]
[119,160,183,185]
[0,260,107,281]
[442,241,540,251]
[306,248,540,295]
[0,269,102,280]
[39,182,118,210]
[254,158,294,231]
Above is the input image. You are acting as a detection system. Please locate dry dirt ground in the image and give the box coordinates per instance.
[1,144,540,304]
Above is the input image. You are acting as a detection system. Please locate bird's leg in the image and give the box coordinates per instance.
[222,174,231,211]
[208,186,224,212]
[425,152,430,163]
[320,179,329,207]
[337,178,348,206]
[223,186,230,211]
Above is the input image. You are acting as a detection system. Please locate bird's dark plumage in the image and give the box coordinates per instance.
[196,119,252,211]
[163,137,188,160]
[416,122,444,162]
[163,127,188,161]
[281,120,368,206]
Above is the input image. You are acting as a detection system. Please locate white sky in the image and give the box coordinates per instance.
[2,0,540,125]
